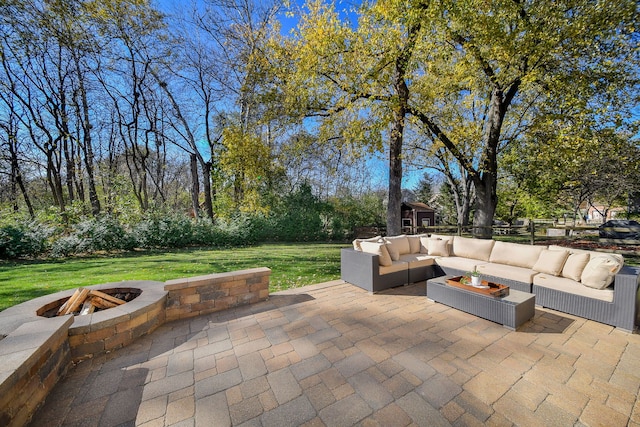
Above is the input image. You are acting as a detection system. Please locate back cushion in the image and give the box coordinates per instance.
[384,235,411,260]
[406,235,424,254]
[452,236,495,261]
[490,241,546,269]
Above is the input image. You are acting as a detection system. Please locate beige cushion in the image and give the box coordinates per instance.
[398,253,437,269]
[360,241,393,266]
[436,256,487,272]
[384,235,411,260]
[476,263,539,285]
[419,236,430,254]
[534,273,614,302]
[490,241,546,269]
[549,245,596,259]
[406,235,424,254]
[428,238,450,256]
[452,236,495,261]
[561,253,590,281]
[533,249,569,276]
[581,254,624,290]
[430,234,455,243]
[379,261,408,275]
[353,236,381,251]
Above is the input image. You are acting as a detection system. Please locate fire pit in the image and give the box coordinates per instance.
[0,281,167,361]
[37,287,142,317]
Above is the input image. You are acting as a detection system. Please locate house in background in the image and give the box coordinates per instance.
[401,202,436,234]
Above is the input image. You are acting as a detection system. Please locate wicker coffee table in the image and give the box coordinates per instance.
[426,275,535,330]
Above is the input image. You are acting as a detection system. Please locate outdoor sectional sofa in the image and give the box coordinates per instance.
[341,234,640,332]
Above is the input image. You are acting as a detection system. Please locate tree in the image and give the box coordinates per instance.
[273,0,430,235]
[412,172,434,205]
[408,0,639,236]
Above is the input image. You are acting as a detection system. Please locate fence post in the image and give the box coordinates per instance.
[530,220,535,245]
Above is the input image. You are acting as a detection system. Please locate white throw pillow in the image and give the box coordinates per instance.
[384,235,410,260]
[360,241,393,266]
[533,249,569,276]
[419,236,430,254]
[352,236,381,251]
[561,253,590,281]
[428,238,450,257]
[581,254,624,290]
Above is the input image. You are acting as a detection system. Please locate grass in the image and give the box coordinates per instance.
[0,242,344,312]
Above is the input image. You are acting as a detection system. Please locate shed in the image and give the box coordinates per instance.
[401,202,436,233]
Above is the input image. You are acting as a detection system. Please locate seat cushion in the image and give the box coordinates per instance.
[534,273,614,302]
[398,254,437,269]
[379,261,409,275]
[490,241,546,269]
[476,263,539,285]
[436,256,487,273]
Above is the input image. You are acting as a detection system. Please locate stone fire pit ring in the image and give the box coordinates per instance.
[0,281,167,361]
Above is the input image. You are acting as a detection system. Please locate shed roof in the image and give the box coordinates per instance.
[402,202,435,211]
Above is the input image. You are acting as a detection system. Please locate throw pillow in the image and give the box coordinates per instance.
[352,236,381,251]
[533,249,569,276]
[383,235,410,260]
[581,254,624,290]
[427,238,450,257]
[561,253,590,281]
[419,236,430,254]
[360,241,393,266]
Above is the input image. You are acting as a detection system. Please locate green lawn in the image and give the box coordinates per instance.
[0,243,344,312]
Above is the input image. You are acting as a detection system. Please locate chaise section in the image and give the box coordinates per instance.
[533,265,640,331]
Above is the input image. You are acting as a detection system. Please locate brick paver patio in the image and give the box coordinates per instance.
[30,280,640,426]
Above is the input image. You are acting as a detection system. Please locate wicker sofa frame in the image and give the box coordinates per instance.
[340,247,640,332]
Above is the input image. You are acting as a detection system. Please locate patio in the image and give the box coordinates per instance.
[30,280,640,427]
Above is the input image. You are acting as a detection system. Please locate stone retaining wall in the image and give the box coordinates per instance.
[0,267,271,426]
[0,316,73,427]
[164,267,271,322]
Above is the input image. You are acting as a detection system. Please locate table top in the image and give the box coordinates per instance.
[427,275,535,305]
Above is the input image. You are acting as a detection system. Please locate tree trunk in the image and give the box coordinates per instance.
[471,85,515,238]
[202,161,214,220]
[190,153,200,219]
[73,54,101,216]
[387,125,403,236]
[473,175,497,238]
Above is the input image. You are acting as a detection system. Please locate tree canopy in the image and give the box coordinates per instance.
[0,0,637,238]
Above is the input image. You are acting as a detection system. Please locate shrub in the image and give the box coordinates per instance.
[0,221,54,258]
[133,213,194,248]
[50,216,135,256]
